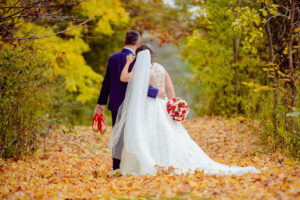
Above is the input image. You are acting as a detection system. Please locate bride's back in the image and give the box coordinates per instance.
[150,62,165,89]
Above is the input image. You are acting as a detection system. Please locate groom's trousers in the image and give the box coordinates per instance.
[111,111,118,126]
[111,111,122,170]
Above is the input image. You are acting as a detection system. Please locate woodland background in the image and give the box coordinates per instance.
[0,0,300,199]
[0,0,299,162]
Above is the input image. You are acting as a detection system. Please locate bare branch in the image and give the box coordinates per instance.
[1,0,109,41]
[0,1,83,9]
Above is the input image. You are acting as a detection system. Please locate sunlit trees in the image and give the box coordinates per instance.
[0,0,128,158]
[181,0,300,157]
[1,0,298,158]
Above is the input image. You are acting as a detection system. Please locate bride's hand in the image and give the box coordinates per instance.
[126,54,135,64]
[157,88,166,99]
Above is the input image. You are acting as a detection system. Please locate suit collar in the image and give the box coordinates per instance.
[122,47,135,55]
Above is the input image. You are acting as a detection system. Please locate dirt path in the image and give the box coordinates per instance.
[0,117,299,199]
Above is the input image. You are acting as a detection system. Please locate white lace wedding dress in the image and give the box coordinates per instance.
[111,50,260,176]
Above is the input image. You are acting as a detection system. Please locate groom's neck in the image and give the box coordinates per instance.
[124,45,137,52]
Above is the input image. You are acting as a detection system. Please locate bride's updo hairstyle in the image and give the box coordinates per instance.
[136,45,154,63]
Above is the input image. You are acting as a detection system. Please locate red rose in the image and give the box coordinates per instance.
[166,97,188,122]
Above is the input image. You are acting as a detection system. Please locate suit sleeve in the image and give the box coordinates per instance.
[148,85,158,98]
[97,56,113,105]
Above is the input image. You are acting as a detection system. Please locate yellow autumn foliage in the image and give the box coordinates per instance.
[74,0,128,35]
[15,23,101,103]
[242,81,274,92]
[9,0,128,103]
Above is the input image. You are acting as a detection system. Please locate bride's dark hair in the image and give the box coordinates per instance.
[136,44,154,63]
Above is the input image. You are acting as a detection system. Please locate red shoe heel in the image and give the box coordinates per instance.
[99,114,107,134]
[92,113,99,132]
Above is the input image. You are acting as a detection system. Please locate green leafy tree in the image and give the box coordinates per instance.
[181,0,299,157]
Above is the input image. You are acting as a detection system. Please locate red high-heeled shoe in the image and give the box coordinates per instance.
[99,114,107,134]
[92,113,100,132]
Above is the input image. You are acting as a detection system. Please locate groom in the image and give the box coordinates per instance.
[95,30,166,171]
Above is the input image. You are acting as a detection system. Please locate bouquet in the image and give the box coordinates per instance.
[167,97,189,121]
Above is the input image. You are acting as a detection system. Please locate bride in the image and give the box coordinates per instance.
[110,45,261,176]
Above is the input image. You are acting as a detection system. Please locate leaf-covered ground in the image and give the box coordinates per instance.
[1,117,299,199]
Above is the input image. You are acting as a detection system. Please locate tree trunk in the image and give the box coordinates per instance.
[296,21,300,79]
[265,16,278,134]
[233,0,241,114]
[288,0,296,108]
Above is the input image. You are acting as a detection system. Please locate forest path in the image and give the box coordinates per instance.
[1,117,299,199]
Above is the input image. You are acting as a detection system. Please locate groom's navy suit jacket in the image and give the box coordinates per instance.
[97,48,158,113]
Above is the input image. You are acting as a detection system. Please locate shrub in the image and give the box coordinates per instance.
[0,44,52,158]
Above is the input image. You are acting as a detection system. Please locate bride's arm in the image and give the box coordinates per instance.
[120,54,135,82]
[165,71,175,99]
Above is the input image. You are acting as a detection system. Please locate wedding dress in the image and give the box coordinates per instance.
[110,50,260,176]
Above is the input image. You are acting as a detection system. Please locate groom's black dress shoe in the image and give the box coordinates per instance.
[113,158,121,170]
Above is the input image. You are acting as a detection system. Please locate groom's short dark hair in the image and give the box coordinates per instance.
[125,30,140,45]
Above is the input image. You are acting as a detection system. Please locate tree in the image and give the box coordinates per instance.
[181,0,300,157]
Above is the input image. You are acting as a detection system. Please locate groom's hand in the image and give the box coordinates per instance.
[95,104,105,114]
[157,88,166,99]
